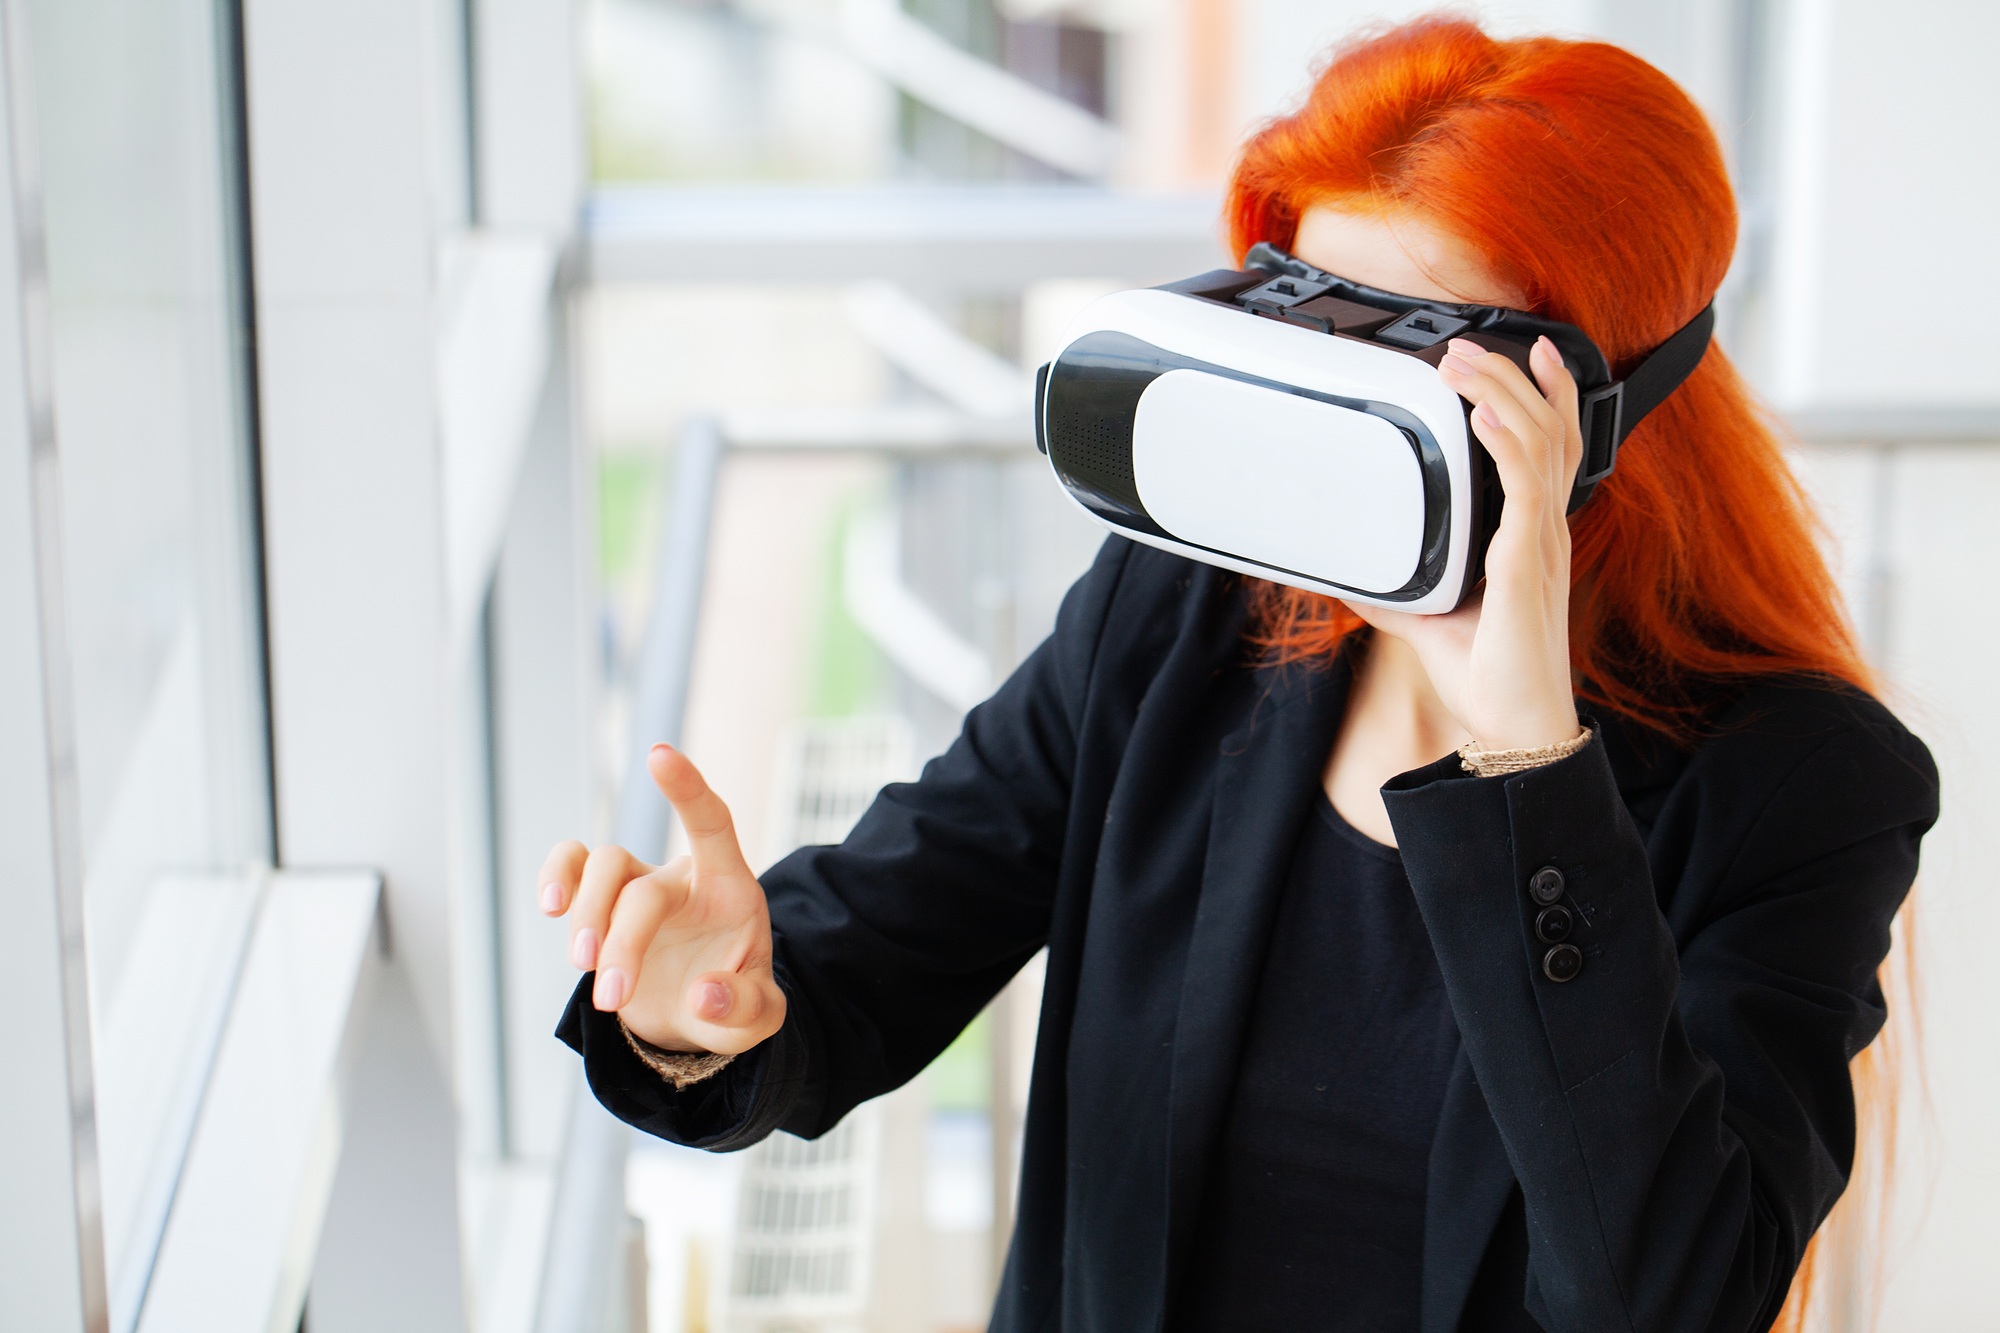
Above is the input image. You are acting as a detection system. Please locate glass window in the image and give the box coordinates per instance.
[27,0,270,1321]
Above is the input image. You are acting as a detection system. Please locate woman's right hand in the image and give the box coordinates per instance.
[538,744,785,1055]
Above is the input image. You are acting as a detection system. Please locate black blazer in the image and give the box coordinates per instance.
[561,538,1938,1333]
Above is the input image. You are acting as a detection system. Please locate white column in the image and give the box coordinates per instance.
[0,6,106,1328]
[471,0,585,236]
[239,0,470,1326]
[491,325,597,1162]
[1751,0,2000,415]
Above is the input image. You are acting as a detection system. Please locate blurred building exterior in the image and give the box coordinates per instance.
[0,4,1995,1333]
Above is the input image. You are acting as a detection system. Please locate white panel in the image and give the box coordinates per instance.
[438,233,558,645]
[96,876,261,1332]
[137,872,381,1333]
[1760,0,2000,411]
[252,301,457,1050]
[1133,369,1425,593]
[472,0,585,234]
[491,338,594,1163]
[0,4,103,1327]
[240,1,476,1327]
[0,309,97,1333]
[1868,443,2000,1331]
[306,965,469,1333]
[241,0,435,301]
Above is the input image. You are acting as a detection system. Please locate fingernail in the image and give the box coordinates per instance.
[594,967,629,1010]
[571,928,599,970]
[1475,401,1502,427]
[1440,353,1475,376]
[540,882,563,914]
[1447,337,1484,356]
[695,980,732,1020]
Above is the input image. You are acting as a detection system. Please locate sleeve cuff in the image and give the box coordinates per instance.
[1383,725,1671,1091]
[556,971,816,1152]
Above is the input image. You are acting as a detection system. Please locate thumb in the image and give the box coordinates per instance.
[673,969,786,1056]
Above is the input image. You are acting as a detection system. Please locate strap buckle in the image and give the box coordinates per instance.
[1576,381,1625,488]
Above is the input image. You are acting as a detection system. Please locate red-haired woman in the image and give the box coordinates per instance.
[541,17,1936,1331]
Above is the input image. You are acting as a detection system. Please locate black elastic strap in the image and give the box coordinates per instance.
[1616,302,1714,444]
[1569,302,1713,509]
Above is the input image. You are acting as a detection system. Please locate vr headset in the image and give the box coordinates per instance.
[1033,242,1714,613]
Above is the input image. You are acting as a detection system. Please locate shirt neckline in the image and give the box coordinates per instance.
[1315,790,1404,864]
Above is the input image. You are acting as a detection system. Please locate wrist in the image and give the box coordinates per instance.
[619,1016,734,1089]
[1460,726,1592,777]
[1472,712,1580,752]
[620,1011,708,1054]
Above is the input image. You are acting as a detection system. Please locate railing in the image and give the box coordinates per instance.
[535,176,1227,1333]
[535,407,1036,1333]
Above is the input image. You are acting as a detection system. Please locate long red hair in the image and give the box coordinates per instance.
[1230,15,1870,729]
[1227,16,1902,1329]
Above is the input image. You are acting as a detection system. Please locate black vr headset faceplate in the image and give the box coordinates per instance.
[1033,248,1712,614]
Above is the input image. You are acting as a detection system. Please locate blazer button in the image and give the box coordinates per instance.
[1535,905,1573,944]
[1529,866,1565,905]
[1543,943,1583,983]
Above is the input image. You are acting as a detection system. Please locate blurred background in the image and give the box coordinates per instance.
[0,1,1993,1331]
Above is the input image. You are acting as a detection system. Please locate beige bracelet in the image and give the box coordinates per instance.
[1458,727,1593,777]
[619,1017,736,1091]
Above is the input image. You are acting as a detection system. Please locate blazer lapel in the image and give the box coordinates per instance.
[1159,650,1352,1314]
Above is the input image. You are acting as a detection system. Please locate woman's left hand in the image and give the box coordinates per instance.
[1344,335,1584,751]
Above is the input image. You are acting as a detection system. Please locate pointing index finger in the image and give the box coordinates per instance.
[648,744,754,878]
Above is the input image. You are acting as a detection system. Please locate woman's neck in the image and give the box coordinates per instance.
[1323,631,1471,847]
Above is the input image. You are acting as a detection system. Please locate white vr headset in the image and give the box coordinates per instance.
[1034,243,1714,613]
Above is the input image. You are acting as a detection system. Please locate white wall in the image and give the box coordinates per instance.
[1756,0,2000,413]
[0,46,103,1331]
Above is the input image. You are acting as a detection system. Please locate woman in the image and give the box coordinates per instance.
[541,17,1937,1332]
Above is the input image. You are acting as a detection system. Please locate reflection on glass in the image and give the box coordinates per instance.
[30,0,268,1322]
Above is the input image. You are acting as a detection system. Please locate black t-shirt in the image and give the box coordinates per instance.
[1175,793,1460,1330]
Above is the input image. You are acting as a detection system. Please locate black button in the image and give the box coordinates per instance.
[1529,866,1565,905]
[1543,943,1583,983]
[1535,905,1573,944]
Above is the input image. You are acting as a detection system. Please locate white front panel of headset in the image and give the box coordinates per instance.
[1132,370,1425,595]
[1055,289,1471,451]
[1052,288,1475,612]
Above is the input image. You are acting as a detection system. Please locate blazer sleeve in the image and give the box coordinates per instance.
[556,537,1134,1150]
[1382,706,1937,1333]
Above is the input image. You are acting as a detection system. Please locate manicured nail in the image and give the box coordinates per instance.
[1474,402,1502,428]
[571,928,599,970]
[594,967,629,1010]
[540,882,563,914]
[1446,338,1484,357]
[694,980,732,1020]
[1440,353,1475,376]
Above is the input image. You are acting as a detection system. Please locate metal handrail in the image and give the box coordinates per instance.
[535,412,1033,1332]
[534,418,724,1333]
